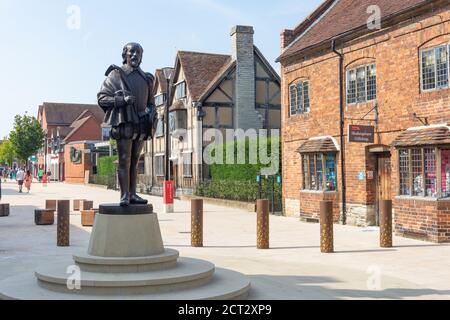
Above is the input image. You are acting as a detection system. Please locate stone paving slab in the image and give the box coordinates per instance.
[0,181,450,300]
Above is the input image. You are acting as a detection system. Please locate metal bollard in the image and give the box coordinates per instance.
[57,200,70,247]
[191,199,204,247]
[257,199,270,249]
[320,201,334,253]
[380,200,393,248]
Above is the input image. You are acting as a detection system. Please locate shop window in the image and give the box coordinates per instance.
[155,155,165,177]
[421,45,449,92]
[289,81,310,116]
[442,149,450,198]
[302,153,337,191]
[183,153,192,178]
[347,64,377,105]
[399,148,440,198]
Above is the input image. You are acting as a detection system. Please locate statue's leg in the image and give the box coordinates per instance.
[129,139,147,204]
[117,139,132,205]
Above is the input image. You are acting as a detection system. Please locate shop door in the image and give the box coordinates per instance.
[376,154,392,225]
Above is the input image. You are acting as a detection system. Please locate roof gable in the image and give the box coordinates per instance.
[42,103,104,126]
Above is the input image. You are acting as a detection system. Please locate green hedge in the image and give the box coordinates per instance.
[97,156,118,176]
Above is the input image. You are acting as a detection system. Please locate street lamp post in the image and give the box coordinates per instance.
[162,67,174,214]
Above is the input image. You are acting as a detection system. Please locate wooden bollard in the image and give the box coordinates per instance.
[73,199,85,211]
[191,199,203,247]
[257,200,270,249]
[81,200,94,211]
[81,210,96,227]
[35,209,55,225]
[320,201,334,253]
[45,200,57,211]
[57,200,70,247]
[380,200,393,248]
[0,204,10,217]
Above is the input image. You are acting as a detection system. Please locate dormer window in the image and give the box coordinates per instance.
[155,93,165,107]
[175,81,187,100]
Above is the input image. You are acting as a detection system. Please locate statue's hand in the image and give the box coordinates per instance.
[124,96,136,106]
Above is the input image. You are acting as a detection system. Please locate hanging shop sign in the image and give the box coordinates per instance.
[349,125,375,143]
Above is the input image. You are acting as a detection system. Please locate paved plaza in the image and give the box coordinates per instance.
[0,181,449,300]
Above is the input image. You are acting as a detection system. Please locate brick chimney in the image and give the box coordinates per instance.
[231,25,261,130]
[280,29,295,51]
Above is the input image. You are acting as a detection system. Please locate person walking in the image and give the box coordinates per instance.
[37,168,44,182]
[16,167,25,193]
[42,172,48,188]
[24,170,32,193]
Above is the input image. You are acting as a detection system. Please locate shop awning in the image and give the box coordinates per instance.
[297,137,339,154]
[392,125,450,148]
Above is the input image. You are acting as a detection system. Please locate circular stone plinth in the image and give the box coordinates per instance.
[99,204,153,216]
[88,213,164,258]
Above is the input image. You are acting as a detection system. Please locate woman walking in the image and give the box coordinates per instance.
[24,170,32,193]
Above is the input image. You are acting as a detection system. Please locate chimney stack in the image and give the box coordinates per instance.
[231,26,261,130]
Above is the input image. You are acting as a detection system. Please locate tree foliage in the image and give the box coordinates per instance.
[9,114,45,163]
[0,139,16,166]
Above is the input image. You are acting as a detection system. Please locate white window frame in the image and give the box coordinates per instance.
[420,44,450,93]
[346,63,377,106]
[182,152,193,178]
[175,81,187,100]
[289,80,310,117]
[155,93,165,107]
[155,155,165,177]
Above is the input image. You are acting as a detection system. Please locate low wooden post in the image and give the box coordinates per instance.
[257,199,270,249]
[73,199,85,212]
[0,204,10,217]
[35,209,55,225]
[320,201,334,253]
[380,200,393,248]
[191,199,203,248]
[57,200,70,247]
[45,200,57,211]
[81,200,94,211]
[81,210,96,227]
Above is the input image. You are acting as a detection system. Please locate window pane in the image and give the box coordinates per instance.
[155,94,165,106]
[424,148,437,198]
[411,149,424,197]
[356,67,367,103]
[303,155,309,189]
[183,153,192,177]
[309,155,316,190]
[399,149,410,196]
[442,150,450,198]
[325,154,337,191]
[316,155,323,191]
[422,49,436,91]
[175,82,186,99]
[303,82,310,113]
[296,82,304,114]
[367,64,377,101]
[436,46,449,88]
[289,85,297,116]
[155,156,165,177]
[347,70,357,104]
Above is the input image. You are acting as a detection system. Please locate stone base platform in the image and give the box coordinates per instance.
[0,204,251,300]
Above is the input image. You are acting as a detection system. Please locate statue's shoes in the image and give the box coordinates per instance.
[120,194,130,207]
[130,194,148,205]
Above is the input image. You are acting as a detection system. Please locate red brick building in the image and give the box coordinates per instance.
[279,0,450,242]
[37,103,104,181]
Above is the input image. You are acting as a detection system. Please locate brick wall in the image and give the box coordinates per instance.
[280,3,450,241]
[64,143,92,184]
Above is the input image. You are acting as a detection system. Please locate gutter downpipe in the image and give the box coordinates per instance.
[332,39,347,225]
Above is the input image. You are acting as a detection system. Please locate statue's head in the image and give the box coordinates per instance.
[122,42,144,68]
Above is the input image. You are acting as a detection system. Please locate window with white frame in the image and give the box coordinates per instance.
[347,64,377,104]
[289,80,310,116]
[155,93,165,106]
[182,153,192,178]
[421,45,449,91]
[155,155,165,177]
[155,119,164,138]
[175,81,186,100]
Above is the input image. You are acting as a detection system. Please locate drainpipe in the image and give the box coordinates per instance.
[332,39,347,225]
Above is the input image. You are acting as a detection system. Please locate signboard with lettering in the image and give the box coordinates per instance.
[349,125,375,143]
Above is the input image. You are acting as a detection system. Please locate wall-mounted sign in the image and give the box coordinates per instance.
[367,171,374,180]
[358,171,366,181]
[349,125,375,143]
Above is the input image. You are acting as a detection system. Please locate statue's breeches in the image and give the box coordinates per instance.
[111,117,152,141]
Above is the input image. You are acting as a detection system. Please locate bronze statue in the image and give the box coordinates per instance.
[98,43,156,207]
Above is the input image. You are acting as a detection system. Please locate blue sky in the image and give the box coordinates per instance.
[0,0,322,137]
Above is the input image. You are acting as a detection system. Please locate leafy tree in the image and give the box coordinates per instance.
[0,139,16,166]
[9,114,45,164]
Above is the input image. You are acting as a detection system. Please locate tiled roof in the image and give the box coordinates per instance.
[42,102,104,126]
[154,68,172,94]
[280,0,432,61]
[63,116,93,142]
[177,51,232,101]
[297,137,339,153]
[393,126,450,148]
